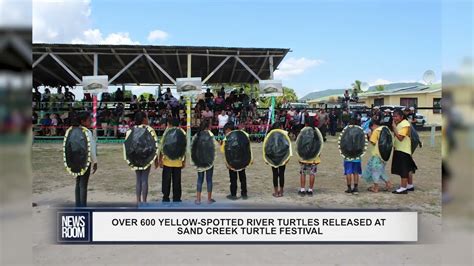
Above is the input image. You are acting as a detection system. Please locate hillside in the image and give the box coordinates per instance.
[300,82,424,101]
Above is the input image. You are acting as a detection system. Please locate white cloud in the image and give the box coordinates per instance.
[147,29,169,43]
[0,0,32,27]
[369,79,392,86]
[274,57,324,80]
[71,29,139,45]
[33,0,140,44]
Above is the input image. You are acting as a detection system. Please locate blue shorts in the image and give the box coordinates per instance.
[344,161,362,175]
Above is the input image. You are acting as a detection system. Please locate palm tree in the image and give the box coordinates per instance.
[352,80,362,94]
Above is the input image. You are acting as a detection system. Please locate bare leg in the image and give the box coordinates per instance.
[309,175,315,190]
[408,171,413,185]
[300,174,306,190]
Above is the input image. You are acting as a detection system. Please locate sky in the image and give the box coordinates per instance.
[30,0,458,98]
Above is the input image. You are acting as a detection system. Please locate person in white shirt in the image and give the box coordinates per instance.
[118,120,130,137]
[217,110,229,136]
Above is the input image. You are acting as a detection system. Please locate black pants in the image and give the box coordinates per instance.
[329,122,337,136]
[272,165,285,188]
[229,169,247,197]
[75,166,91,207]
[319,125,327,141]
[162,166,182,202]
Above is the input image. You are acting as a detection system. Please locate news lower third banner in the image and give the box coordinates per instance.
[57,210,418,243]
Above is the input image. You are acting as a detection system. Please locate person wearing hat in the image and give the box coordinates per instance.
[406,107,417,126]
[381,109,393,128]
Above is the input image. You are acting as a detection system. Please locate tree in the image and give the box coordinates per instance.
[139,92,153,100]
[351,80,362,94]
[259,87,298,108]
[375,85,385,91]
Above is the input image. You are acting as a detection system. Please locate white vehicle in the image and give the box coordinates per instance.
[415,113,427,127]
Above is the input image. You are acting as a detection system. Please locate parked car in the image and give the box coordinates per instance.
[415,113,427,127]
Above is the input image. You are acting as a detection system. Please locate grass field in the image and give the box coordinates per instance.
[32,131,442,215]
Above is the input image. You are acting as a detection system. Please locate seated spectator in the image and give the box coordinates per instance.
[201,106,214,123]
[214,95,225,111]
[139,95,147,110]
[32,111,38,125]
[118,120,129,138]
[179,96,186,110]
[40,113,52,136]
[148,95,156,110]
[130,95,139,112]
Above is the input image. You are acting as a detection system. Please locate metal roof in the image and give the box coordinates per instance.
[32,43,290,87]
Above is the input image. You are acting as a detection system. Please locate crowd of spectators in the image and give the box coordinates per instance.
[32,86,420,140]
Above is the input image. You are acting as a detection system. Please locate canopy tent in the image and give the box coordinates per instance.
[32,43,290,87]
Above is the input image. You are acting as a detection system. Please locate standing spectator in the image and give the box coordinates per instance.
[42,88,51,110]
[217,110,229,136]
[391,109,418,194]
[64,87,75,103]
[114,87,124,102]
[406,107,417,126]
[32,88,41,108]
[163,87,173,101]
[56,87,65,108]
[204,88,214,108]
[329,109,338,136]
[343,90,350,103]
[168,95,180,118]
[218,86,226,99]
[318,109,328,141]
[381,109,393,128]
[372,106,381,123]
[341,109,350,127]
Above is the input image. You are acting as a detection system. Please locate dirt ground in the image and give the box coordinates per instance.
[31,131,444,265]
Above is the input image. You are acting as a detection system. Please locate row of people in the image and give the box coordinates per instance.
[64,108,418,207]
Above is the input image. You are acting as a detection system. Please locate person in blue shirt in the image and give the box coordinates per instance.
[343,120,362,195]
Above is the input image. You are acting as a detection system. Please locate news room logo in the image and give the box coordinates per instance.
[57,212,90,243]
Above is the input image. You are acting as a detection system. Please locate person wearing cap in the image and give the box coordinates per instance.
[406,107,417,126]
[381,109,393,128]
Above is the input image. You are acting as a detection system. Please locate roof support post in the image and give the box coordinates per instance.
[187,53,192,78]
[269,56,274,80]
[202,56,231,84]
[235,56,261,81]
[109,54,143,84]
[93,53,98,76]
[145,53,177,84]
[49,53,81,84]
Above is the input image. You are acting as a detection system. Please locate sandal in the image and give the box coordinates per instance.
[207,199,216,204]
[272,193,279,198]
[194,200,201,205]
[384,183,393,192]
